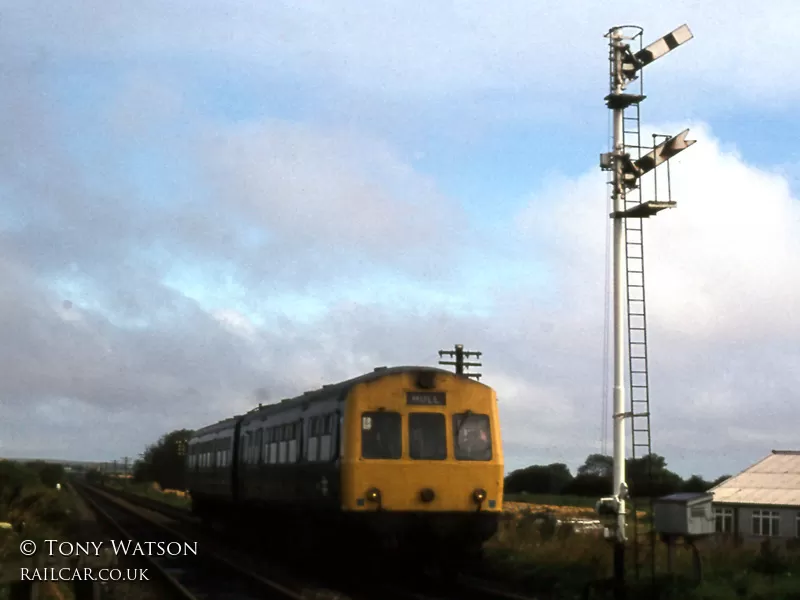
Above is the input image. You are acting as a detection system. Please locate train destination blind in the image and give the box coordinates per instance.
[406,392,446,406]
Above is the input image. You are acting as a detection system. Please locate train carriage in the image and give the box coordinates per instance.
[186,366,503,564]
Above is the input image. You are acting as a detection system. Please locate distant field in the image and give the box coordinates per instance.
[503,493,598,508]
[502,493,650,519]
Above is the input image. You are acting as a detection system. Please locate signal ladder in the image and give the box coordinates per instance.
[615,32,676,581]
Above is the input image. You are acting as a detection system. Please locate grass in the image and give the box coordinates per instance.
[0,464,82,599]
[503,493,602,508]
[483,502,800,599]
[100,476,191,510]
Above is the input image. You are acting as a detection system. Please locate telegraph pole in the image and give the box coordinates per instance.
[438,344,482,380]
[597,24,694,598]
[123,457,130,477]
[112,460,117,476]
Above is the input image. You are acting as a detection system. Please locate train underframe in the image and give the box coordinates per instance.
[191,492,497,574]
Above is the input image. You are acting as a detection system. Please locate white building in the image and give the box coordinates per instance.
[709,450,800,542]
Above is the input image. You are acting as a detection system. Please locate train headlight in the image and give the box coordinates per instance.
[472,488,487,504]
[366,488,381,503]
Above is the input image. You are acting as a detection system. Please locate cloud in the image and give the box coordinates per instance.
[194,120,466,282]
[4,115,798,479]
[513,122,800,473]
[3,1,800,117]
[0,4,798,482]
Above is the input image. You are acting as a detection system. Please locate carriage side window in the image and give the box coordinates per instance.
[270,427,279,464]
[307,417,320,462]
[288,423,298,463]
[361,411,401,459]
[340,414,345,458]
[279,426,288,463]
[264,429,271,464]
[255,429,263,464]
[319,414,334,461]
[452,413,492,461]
[409,413,446,460]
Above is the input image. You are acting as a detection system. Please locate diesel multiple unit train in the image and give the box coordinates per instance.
[185,366,504,564]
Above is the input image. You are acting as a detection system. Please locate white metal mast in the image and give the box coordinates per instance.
[596,23,695,592]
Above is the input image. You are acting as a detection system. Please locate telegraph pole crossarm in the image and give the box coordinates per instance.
[438,344,483,380]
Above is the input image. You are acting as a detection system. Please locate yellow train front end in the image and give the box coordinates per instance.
[340,367,503,562]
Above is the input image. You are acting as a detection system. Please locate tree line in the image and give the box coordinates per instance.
[124,430,732,501]
[504,453,731,498]
[131,429,193,490]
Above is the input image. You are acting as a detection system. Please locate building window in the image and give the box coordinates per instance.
[714,507,733,533]
[752,510,780,537]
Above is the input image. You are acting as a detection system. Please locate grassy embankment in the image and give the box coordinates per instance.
[99,476,191,511]
[488,495,800,599]
[100,484,800,598]
[0,461,81,600]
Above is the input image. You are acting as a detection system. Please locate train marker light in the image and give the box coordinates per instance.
[473,488,487,504]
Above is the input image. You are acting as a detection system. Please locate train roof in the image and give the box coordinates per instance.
[241,365,467,422]
[190,365,487,437]
[189,415,240,439]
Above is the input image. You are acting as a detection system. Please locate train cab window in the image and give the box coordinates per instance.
[361,412,401,459]
[409,413,446,460]
[452,413,492,461]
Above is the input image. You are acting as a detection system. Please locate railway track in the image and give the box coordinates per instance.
[74,483,322,600]
[79,482,540,600]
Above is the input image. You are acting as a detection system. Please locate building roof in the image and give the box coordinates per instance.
[709,450,800,507]
[657,492,712,504]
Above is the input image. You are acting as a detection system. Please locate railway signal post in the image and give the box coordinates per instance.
[597,24,694,598]
[438,344,482,380]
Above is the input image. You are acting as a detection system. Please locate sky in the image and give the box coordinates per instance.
[1,1,799,481]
